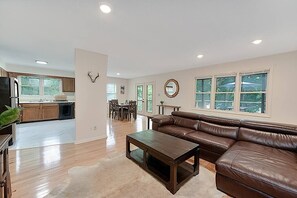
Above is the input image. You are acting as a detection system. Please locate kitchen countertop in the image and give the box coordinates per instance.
[20,101,75,104]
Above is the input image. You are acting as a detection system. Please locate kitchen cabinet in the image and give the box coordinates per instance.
[0,67,8,77]
[8,72,18,78]
[21,104,42,122]
[62,77,75,92]
[20,103,59,122]
[42,104,59,120]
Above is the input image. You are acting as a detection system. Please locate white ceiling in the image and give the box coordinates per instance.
[1,0,297,79]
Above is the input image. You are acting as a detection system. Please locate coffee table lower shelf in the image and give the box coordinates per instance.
[128,148,198,194]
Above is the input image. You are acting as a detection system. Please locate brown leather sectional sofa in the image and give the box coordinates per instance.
[152,111,297,198]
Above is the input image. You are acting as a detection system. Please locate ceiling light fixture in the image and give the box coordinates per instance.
[35,60,48,65]
[100,4,112,14]
[116,73,120,76]
[252,40,262,45]
[197,54,204,59]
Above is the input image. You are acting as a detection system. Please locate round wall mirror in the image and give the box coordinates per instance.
[164,79,179,98]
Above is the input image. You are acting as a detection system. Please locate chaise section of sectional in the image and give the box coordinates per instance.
[216,120,297,198]
[216,141,297,198]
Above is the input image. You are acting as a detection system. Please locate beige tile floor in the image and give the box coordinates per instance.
[10,119,75,150]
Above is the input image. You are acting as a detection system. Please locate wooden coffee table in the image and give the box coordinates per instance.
[126,130,199,194]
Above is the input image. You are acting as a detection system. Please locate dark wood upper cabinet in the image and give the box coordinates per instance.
[62,77,75,92]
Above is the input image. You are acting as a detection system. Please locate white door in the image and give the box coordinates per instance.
[136,82,154,116]
[136,84,144,114]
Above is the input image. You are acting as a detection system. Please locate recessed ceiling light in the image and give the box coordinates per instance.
[35,60,48,65]
[100,4,111,14]
[116,73,120,76]
[197,54,204,59]
[252,40,262,45]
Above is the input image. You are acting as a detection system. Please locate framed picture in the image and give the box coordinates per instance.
[120,86,125,94]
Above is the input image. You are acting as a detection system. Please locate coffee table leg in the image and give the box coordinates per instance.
[168,164,178,194]
[126,137,131,159]
[193,148,199,175]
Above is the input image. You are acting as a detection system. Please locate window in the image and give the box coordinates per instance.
[19,76,61,96]
[195,78,212,109]
[215,76,236,111]
[240,72,267,113]
[44,78,61,96]
[194,71,269,114]
[20,76,40,95]
[146,84,153,113]
[107,83,116,101]
[137,85,143,112]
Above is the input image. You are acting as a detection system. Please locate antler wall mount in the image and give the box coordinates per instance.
[88,72,100,83]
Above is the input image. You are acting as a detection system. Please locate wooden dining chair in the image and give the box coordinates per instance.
[126,101,137,120]
[110,99,120,119]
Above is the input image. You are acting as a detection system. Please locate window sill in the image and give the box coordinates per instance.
[191,108,271,118]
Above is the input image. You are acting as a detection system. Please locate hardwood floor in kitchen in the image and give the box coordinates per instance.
[9,115,215,198]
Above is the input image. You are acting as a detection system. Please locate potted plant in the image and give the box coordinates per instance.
[160,100,164,105]
[0,106,21,128]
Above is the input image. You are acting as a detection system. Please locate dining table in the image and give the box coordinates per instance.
[116,103,130,121]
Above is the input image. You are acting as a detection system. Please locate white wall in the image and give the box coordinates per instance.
[75,49,108,144]
[128,50,297,125]
[5,64,75,77]
[0,59,6,69]
[107,77,129,103]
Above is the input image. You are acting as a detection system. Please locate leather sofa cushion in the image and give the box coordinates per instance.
[158,125,196,138]
[172,116,199,130]
[200,114,240,126]
[216,141,297,198]
[200,121,238,140]
[151,115,174,127]
[239,127,297,152]
[171,111,200,120]
[241,120,297,135]
[187,131,235,154]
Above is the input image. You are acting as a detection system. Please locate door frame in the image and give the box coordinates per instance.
[136,82,155,116]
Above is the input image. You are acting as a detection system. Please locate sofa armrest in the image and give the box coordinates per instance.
[151,115,174,127]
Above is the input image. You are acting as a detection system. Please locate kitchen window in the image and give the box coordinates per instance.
[195,78,212,109]
[19,76,40,95]
[240,72,267,113]
[44,78,61,96]
[215,76,236,111]
[107,83,117,101]
[19,76,62,96]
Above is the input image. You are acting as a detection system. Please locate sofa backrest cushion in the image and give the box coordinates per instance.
[172,116,199,130]
[238,127,297,152]
[200,121,239,139]
[200,115,241,127]
[171,111,200,120]
[241,120,297,135]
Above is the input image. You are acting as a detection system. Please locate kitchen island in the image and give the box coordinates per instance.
[20,101,75,123]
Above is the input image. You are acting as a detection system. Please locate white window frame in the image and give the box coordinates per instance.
[18,76,62,97]
[239,71,269,114]
[193,69,270,117]
[214,75,236,111]
[195,77,212,110]
[107,83,117,101]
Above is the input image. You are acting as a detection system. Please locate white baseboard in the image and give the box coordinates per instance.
[75,134,107,144]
